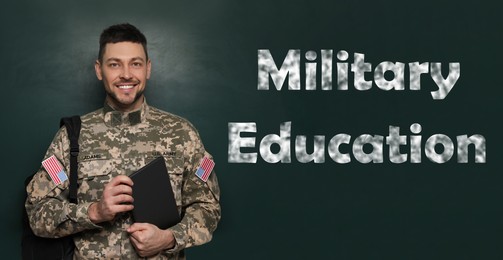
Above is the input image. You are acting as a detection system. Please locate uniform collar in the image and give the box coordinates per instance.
[103,99,149,127]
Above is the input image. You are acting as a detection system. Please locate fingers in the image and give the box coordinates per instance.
[128,223,148,248]
[113,175,134,185]
[127,222,149,233]
[105,175,133,197]
[109,175,134,187]
[89,175,135,223]
[127,223,168,257]
[110,202,134,213]
[106,176,134,203]
[104,176,134,204]
[129,235,140,248]
[108,187,134,203]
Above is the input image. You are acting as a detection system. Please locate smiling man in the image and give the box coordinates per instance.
[96,39,151,112]
[25,23,221,259]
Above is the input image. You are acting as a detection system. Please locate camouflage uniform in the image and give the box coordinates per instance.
[25,100,221,259]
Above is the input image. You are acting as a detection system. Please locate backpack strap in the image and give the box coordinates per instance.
[60,116,81,204]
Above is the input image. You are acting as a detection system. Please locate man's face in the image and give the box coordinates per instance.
[95,42,151,112]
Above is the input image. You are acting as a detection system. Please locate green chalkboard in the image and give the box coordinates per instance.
[1,0,502,259]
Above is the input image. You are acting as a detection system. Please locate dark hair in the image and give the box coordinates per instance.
[98,23,148,62]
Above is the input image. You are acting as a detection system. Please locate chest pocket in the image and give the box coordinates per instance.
[77,154,114,203]
[144,154,185,208]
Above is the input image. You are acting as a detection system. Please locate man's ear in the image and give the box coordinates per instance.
[146,59,152,79]
[95,60,103,80]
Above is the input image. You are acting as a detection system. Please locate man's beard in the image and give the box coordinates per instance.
[106,88,145,110]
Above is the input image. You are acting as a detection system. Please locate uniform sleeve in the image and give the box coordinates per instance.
[25,127,101,238]
[166,125,221,252]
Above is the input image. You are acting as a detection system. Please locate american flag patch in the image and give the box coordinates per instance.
[42,155,68,185]
[195,156,215,182]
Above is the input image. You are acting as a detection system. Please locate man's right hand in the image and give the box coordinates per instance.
[88,175,134,224]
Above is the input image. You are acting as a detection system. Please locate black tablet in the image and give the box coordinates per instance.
[128,156,180,229]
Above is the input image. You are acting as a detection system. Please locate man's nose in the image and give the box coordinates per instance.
[120,66,132,79]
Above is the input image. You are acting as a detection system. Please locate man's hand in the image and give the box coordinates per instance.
[127,223,176,257]
[88,175,134,223]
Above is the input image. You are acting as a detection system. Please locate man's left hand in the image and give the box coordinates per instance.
[127,223,176,257]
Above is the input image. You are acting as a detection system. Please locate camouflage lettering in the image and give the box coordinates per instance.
[409,62,429,91]
[295,135,325,163]
[353,134,384,163]
[321,49,333,90]
[328,134,351,163]
[257,49,460,99]
[457,134,486,163]
[425,134,454,163]
[410,123,422,163]
[227,122,486,164]
[228,122,257,163]
[305,51,317,90]
[351,52,373,91]
[259,121,291,163]
[374,61,405,91]
[386,125,408,163]
[430,62,460,100]
[336,50,349,90]
[257,49,301,90]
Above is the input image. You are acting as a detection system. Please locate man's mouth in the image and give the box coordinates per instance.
[116,83,138,89]
[118,85,135,89]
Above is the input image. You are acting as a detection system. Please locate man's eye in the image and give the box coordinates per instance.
[108,63,119,68]
[132,62,142,67]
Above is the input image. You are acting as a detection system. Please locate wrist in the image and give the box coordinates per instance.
[163,229,176,250]
[88,202,101,224]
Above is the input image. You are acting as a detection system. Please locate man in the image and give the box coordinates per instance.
[25,23,221,259]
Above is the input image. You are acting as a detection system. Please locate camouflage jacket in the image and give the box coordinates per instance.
[25,100,221,259]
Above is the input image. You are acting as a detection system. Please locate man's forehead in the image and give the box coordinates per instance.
[102,41,147,60]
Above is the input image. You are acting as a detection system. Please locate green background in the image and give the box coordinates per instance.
[1,0,502,259]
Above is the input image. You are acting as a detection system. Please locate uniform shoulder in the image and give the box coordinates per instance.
[148,106,199,133]
[79,108,103,124]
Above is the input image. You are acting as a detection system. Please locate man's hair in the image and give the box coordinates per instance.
[98,23,148,62]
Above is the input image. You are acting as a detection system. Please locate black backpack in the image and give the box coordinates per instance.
[22,116,81,260]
